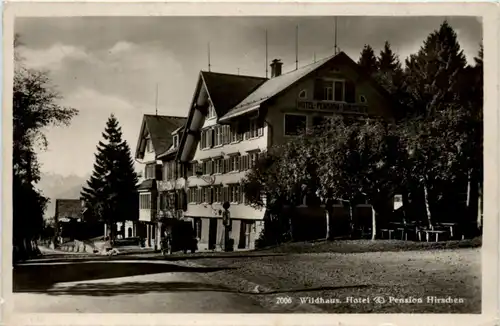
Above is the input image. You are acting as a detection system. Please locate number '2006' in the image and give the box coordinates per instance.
[276,297,293,304]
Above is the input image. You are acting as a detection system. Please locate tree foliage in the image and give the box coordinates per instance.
[13,35,78,261]
[243,20,483,244]
[358,44,378,77]
[81,114,139,241]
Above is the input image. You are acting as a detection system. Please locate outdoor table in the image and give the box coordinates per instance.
[439,223,457,238]
[422,230,448,242]
[380,229,394,239]
[396,227,408,241]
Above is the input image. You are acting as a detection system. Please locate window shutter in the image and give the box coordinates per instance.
[258,121,264,136]
[345,80,356,103]
[313,79,324,100]
[206,129,212,147]
[226,126,231,143]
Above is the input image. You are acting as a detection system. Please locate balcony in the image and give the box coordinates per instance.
[297,100,368,115]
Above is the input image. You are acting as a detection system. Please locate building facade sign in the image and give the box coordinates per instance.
[297,100,368,115]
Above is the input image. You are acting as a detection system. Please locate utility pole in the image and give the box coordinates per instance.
[208,42,211,72]
[155,83,159,115]
[265,30,268,78]
[334,17,338,55]
[295,25,299,70]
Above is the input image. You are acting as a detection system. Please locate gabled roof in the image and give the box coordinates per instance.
[135,114,187,159]
[175,71,266,161]
[200,71,267,117]
[55,199,83,220]
[219,51,392,121]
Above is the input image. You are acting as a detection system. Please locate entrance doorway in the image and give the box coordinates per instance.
[208,218,218,250]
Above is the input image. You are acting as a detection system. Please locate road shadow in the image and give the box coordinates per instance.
[13,262,235,293]
[25,280,374,297]
[260,284,373,294]
[22,252,286,265]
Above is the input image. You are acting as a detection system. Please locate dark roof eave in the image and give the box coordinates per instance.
[219,103,262,122]
[158,148,179,159]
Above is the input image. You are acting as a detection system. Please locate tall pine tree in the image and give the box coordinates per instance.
[376,41,404,92]
[403,20,467,117]
[358,44,378,77]
[81,114,138,242]
[375,41,408,120]
[398,21,473,228]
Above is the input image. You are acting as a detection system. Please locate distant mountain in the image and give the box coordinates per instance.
[37,172,89,219]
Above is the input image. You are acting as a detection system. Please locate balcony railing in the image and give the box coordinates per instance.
[297,100,368,115]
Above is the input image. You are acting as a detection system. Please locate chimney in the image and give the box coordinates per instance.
[270,59,283,78]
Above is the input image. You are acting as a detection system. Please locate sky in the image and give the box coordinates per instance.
[15,16,482,178]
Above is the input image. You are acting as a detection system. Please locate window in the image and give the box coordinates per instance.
[214,126,223,146]
[207,103,216,119]
[139,193,151,209]
[214,158,223,174]
[231,126,238,143]
[249,152,259,169]
[173,135,179,149]
[145,163,156,179]
[213,185,222,203]
[229,156,240,172]
[146,138,153,152]
[162,164,168,181]
[298,89,307,99]
[245,119,264,139]
[191,162,198,177]
[360,95,367,103]
[229,184,241,203]
[324,86,334,101]
[284,114,307,136]
[188,187,197,203]
[200,186,210,203]
[318,79,345,102]
[200,128,214,149]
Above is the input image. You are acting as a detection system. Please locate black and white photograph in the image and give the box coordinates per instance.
[3,3,498,324]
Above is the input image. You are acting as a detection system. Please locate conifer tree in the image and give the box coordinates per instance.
[376,41,404,92]
[358,44,378,77]
[403,20,467,117]
[81,114,138,242]
[399,21,472,228]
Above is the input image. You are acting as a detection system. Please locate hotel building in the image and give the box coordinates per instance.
[136,51,395,250]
